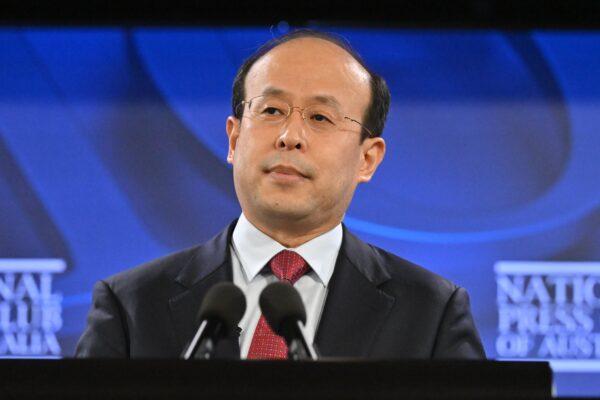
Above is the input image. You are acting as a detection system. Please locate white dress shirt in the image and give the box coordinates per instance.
[231,213,342,358]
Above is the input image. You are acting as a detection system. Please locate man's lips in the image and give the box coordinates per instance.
[267,165,309,179]
[265,164,311,184]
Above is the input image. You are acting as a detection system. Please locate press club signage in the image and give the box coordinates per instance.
[0,259,65,357]
[495,261,600,371]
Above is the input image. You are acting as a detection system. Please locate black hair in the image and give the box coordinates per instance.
[231,29,390,141]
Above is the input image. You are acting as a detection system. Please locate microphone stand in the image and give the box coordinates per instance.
[284,320,318,361]
[181,320,225,360]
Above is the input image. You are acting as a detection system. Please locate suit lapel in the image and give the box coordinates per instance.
[168,221,241,359]
[167,222,394,359]
[314,227,395,358]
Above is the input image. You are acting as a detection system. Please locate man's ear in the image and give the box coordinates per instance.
[226,116,240,165]
[358,137,386,183]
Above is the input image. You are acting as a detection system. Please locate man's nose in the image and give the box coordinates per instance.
[276,109,308,151]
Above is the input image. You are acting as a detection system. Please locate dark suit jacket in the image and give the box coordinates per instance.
[75,221,485,359]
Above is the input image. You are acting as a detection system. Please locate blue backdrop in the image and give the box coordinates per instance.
[0,27,599,396]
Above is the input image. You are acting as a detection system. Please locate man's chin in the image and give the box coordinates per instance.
[258,203,313,222]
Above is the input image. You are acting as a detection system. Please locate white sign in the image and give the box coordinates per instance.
[0,259,66,358]
[495,261,600,372]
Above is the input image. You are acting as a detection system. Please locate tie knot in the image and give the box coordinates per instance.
[269,250,309,284]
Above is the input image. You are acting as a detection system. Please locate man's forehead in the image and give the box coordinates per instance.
[251,37,368,75]
[244,37,371,102]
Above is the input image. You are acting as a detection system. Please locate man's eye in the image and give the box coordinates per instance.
[262,107,284,115]
[311,113,333,124]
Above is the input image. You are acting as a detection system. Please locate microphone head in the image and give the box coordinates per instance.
[259,281,306,337]
[197,282,246,335]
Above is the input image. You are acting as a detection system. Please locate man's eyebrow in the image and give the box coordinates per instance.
[261,87,286,97]
[260,87,342,108]
[312,95,341,108]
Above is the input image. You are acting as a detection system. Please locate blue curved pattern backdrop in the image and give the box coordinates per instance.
[0,27,599,396]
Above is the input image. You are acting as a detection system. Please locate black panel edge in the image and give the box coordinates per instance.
[2,0,600,29]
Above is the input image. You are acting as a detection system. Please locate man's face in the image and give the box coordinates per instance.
[226,37,385,231]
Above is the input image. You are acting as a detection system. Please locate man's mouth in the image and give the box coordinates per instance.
[269,165,308,178]
[266,164,310,183]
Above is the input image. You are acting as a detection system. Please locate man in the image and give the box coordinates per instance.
[76,30,485,359]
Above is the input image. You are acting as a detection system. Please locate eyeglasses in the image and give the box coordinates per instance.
[236,95,373,137]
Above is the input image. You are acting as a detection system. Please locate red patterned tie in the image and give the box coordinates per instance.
[247,250,310,359]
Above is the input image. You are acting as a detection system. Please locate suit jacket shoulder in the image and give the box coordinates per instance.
[75,225,234,358]
[372,243,457,305]
[105,244,200,298]
[319,227,485,359]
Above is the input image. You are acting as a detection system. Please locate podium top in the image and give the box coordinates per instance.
[0,359,552,399]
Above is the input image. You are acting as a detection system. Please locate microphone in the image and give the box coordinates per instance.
[259,281,318,360]
[181,282,246,360]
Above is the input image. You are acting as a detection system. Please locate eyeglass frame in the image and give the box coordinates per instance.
[235,95,374,138]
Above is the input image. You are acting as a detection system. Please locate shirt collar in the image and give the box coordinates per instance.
[232,213,342,286]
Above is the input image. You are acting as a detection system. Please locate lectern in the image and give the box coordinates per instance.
[0,359,552,399]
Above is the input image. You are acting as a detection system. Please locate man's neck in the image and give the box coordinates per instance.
[243,213,341,248]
